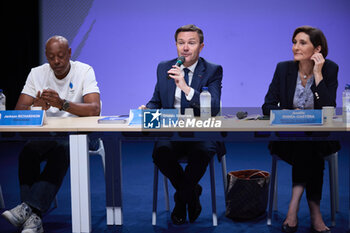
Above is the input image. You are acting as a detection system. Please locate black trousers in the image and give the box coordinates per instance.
[291,143,324,202]
[18,140,69,213]
[269,141,339,202]
[152,141,216,203]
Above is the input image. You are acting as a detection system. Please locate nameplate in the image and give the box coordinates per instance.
[0,110,45,126]
[128,109,143,125]
[270,110,323,125]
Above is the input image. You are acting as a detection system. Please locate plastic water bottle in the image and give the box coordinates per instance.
[200,87,211,119]
[343,84,350,124]
[0,89,5,110]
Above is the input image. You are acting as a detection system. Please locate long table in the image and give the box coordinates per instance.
[1,116,349,232]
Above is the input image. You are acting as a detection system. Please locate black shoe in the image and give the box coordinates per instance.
[188,184,202,223]
[171,192,186,225]
[310,226,331,233]
[282,222,298,233]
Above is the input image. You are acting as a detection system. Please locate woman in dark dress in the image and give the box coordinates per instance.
[262,26,340,233]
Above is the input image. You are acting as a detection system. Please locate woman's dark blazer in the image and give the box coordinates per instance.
[261,59,340,161]
[262,59,339,116]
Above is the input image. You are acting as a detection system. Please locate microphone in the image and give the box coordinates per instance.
[236,111,248,119]
[167,56,185,79]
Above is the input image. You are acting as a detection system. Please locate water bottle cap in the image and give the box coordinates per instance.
[202,87,208,91]
[346,84,350,90]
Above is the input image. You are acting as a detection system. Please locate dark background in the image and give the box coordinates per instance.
[1,1,39,110]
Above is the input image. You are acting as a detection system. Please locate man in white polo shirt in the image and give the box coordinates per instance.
[1,35,100,233]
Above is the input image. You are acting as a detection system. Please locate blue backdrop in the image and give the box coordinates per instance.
[40,0,350,115]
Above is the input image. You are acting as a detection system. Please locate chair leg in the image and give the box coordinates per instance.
[267,155,278,225]
[328,153,337,227]
[152,165,159,225]
[221,155,228,201]
[163,175,170,211]
[334,152,339,212]
[209,158,217,226]
[0,185,5,209]
[98,138,106,175]
[273,169,278,211]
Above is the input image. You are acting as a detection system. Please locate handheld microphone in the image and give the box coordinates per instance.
[167,56,185,79]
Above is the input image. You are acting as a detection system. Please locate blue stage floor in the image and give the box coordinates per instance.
[0,141,349,232]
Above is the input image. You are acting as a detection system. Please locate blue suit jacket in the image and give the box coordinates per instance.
[146,57,225,159]
[262,59,340,158]
[146,57,223,116]
[262,59,339,116]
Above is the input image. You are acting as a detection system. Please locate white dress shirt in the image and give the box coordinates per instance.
[173,61,197,110]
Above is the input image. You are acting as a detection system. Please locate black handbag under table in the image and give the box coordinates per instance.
[225,169,270,221]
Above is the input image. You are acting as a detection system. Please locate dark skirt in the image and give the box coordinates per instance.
[268,141,340,165]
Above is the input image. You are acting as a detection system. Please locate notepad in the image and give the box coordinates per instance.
[98,115,129,124]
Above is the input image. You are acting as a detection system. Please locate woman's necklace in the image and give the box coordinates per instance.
[299,64,313,79]
[300,71,312,79]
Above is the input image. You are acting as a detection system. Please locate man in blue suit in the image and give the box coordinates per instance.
[140,24,223,225]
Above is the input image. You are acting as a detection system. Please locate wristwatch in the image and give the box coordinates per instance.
[61,99,70,111]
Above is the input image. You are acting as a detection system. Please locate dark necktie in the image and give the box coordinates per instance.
[180,68,190,114]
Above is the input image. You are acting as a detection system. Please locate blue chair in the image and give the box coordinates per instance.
[89,138,106,174]
[47,138,105,212]
[152,155,228,226]
[267,152,339,227]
